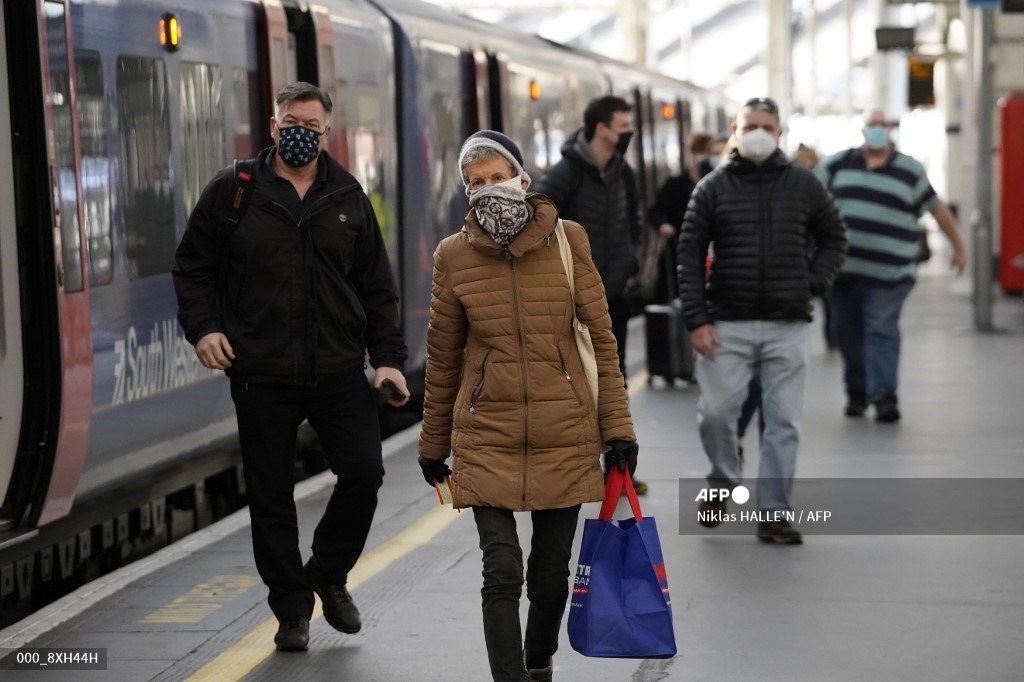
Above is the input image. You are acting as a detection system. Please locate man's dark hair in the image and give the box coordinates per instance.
[584,95,632,141]
[275,81,333,117]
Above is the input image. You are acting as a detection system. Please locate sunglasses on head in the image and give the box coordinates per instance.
[743,97,779,115]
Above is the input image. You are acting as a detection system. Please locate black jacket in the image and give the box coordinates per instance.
[676,149,847,329]
[173,147,407,384]
[531,128,642,302]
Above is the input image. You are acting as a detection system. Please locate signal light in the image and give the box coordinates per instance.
[529,80,541,100]
[160,13,181,52]
[661,103,675,120]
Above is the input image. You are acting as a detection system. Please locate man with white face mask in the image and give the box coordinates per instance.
[817,110,966,423]
[677,97,847,544]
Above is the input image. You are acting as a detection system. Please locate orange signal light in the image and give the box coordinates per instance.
[661,103,676,120]
[529,80,541,100]
[160,13,181,51]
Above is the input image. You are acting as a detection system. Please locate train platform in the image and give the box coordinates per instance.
[1,274,1022,681]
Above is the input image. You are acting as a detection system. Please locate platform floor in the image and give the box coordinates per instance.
[1,274,1022,681]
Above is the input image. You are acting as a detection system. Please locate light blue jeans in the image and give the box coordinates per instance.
[695,320,810,512]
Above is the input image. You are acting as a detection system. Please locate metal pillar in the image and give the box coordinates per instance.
[767,0,791,112]
[971,7,995,330]
[617,0,647,65]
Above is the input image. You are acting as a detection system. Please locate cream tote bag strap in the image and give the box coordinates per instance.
[554,219,600,406]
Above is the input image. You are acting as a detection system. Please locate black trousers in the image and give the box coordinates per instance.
[472,505,581,681]
[608,297,631,380]
[230,369,383,621]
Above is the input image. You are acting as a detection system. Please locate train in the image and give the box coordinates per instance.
[0,0,730,624]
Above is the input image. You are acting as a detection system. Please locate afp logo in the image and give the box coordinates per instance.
[695,485,750,504]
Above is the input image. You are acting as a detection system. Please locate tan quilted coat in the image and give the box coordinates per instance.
[418,195,636,510]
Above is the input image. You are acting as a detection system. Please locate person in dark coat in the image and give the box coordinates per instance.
[173,82,409,652]
[647,132,711,302]
[677,97,847,545]
[532,95,643,381]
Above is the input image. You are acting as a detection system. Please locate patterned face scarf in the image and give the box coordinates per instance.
[468,177,530,247]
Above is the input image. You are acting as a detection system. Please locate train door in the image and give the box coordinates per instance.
[1,0,93,529]
[259,2,346,163]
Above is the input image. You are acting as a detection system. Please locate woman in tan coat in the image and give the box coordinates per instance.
[417,131,639,681]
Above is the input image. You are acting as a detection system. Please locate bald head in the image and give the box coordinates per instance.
[864,109,887,127]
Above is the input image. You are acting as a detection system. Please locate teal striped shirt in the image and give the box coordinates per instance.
[816,148,939,284]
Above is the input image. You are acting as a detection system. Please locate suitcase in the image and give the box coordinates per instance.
[644,300,695,384]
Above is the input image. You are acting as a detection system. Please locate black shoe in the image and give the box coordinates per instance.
[756,520,803,544]
[844,391,867,417]
[274,617,309,652]
[874,393,900,423]
[697,498,727,528]
[305,558,362,634]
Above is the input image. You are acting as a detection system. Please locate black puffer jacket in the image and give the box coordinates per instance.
[676,149,847,329]
[532,128,642,301]
[173,147,407,384]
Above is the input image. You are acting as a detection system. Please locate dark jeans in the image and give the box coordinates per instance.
[608,297,631,380]
[829,280,914,402]
[230,369,383,621]
[736,375,764,441]
[473,505,581,681]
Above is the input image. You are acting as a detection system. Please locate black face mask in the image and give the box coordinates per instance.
[615,131,633,156]
[697,159,713,177]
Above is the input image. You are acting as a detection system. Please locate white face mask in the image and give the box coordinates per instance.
[737,129,778,162]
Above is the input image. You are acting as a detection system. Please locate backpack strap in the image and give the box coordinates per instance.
[218,158,256,289]
[226,158,257,226]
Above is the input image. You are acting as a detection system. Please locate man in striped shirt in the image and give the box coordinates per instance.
[817,110,965,422]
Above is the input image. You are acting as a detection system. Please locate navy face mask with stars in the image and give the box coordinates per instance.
[277,125,322,168]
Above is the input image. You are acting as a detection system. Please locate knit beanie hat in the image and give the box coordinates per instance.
[458,130,531,189]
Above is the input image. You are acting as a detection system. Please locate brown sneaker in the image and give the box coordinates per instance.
[756,520,803,544]
[697,498,728,528]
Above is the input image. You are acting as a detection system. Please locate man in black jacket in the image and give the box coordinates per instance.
[677,97,846,544]
[173,82,409,651]
[533,95,643,381]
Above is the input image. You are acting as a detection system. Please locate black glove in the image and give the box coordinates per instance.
[604,440,639,477]
[418,456,452,487]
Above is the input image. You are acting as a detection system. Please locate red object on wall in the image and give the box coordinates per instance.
[999,94,1024,294]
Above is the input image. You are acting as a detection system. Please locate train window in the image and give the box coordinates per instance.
[75,51,113,287]
[44,2,83,293]
[180,62,225,216]
[232,68,258,159]
[116,56,175,280]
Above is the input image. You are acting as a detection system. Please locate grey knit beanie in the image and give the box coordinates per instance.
[457,130,531,189]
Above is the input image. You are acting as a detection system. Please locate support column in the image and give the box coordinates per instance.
[767,0,792,114]
[971,6,995,330]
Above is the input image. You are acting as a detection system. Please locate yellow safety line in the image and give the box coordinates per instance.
[187,504,463,681]
[627,369,649,397]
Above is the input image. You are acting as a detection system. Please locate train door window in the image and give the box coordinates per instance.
[180,63,225,216]
[420,43,463,245]
[232,67,258,159]
[74,50,112,286]
[116,56,174,279]
[44,2,83,293]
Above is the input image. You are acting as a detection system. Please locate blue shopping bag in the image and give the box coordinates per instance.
[567,469,677,658]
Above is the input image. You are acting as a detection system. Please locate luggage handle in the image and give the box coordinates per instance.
[598,468,644,522]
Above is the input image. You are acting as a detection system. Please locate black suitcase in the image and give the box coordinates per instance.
[644,300,695,384]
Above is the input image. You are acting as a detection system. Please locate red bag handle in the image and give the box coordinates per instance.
[598,468,644,522]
